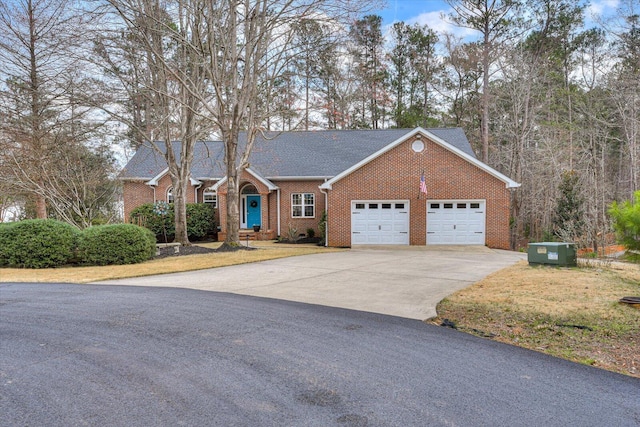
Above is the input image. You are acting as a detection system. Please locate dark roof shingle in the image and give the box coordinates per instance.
[119,128,475,180]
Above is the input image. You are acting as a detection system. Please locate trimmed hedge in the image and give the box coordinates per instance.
[186,203,216,240]
[1,219,79,268]
[129,203,216,242]
[77,224,156,266]
[0,222,16,267]
[130,203,174,242]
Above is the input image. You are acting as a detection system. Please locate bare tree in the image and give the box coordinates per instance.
[97,0,373,247]
[445,0,520,163]
[197,0,373,247]
[96,0,212,245]
[349,15,387,129]
[607,1,640,195]
[440,35,482,142]
[0,0,116,227]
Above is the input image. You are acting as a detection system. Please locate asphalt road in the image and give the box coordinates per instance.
[1,283,639,427]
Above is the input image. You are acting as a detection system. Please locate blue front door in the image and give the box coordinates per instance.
[246,195,261,228]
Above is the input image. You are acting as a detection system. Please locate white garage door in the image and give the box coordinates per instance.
[351,201,409,245]
[427,200,485,245]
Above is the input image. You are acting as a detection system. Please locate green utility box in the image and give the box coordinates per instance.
[528,242,577,266]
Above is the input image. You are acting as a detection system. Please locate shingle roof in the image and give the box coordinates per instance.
[119,128,475,180]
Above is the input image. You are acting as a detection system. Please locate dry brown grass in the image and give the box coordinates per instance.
[435,260,640,377]
[0,242,342,284]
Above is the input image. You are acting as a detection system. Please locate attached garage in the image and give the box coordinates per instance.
[427,200,485,245]
[315,128,520,249]
[351,201,409,245]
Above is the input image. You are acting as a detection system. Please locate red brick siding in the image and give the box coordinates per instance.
[122,175,220,226]
[215,175,326,237]
[217,172,275,232]
[123,135,511,248]
[274,180,326,238]
[326,136,511,249]
[123,181,155,222]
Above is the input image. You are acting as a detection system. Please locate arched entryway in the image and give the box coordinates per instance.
[240,184,261,229]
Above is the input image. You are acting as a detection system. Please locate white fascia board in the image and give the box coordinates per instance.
[247,168,279,191]
[146,167,169,186]
[209,168,279,192]
[414,127,521,188]
[119,177,150,182]
[210,177,226,191]
[268,176,333,181]
[319,127,520,190]
[146,167,205,187]
[319,129,420,190]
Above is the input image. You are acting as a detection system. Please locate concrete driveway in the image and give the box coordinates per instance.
[94,246,526,320]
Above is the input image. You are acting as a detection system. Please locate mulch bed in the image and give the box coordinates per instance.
[276,237,322,244]
[155,242,257,258]
[155,245,217,259]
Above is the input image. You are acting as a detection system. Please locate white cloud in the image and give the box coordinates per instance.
[587,0,619,18]
[407,10,480,40]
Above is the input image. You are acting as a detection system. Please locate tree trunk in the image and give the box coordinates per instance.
[35,193,47,219]
[481,29,490,164]
[172,176,190,245]
[223,129,241,247]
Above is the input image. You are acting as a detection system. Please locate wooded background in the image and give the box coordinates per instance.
[1,0,638,250]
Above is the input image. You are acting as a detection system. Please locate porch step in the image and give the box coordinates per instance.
[218,229,277,242]
[239,230,259,241]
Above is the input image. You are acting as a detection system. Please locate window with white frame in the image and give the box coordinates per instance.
[292,193,315,218]
[203,190,217,208]
[166,187,174,203]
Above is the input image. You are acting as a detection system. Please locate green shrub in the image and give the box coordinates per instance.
[4,219,79,268]
[78,224,156,265]
[129,203,175,242]
[0,222,17,266]
[186,203,216,240]
[318,210,327,245]
[129,203,216,242]
[609,191,640,252]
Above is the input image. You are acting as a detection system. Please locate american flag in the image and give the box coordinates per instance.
[420,172,427,195]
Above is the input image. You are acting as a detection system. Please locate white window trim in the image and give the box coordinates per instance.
[167,187,174,203]
[203,190,217,208]
[291,193,315,218]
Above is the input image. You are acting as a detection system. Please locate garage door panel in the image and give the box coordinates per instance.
[351,201,409,245]
[353,223,367,233]
[392,222,406,231]
[427,200,485,245]
[379,223,392,232]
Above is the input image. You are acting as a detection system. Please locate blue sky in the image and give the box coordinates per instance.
[372,0,623,40]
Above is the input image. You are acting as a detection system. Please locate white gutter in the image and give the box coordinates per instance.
[277,188,281,236]
[147,168,169,186]
[319,179,329,247]
[212,168,279,192]
[268,176,334,181]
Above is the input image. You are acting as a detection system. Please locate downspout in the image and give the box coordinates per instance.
[276,188,281,237]
[194,183,202,203]
[147,183,157,203]
[319,180,329,247]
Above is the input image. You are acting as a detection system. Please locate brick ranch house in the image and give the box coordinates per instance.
[120,127,520,249]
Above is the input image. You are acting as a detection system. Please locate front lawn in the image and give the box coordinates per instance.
[434,259,640,377]
[0,241,342,284]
